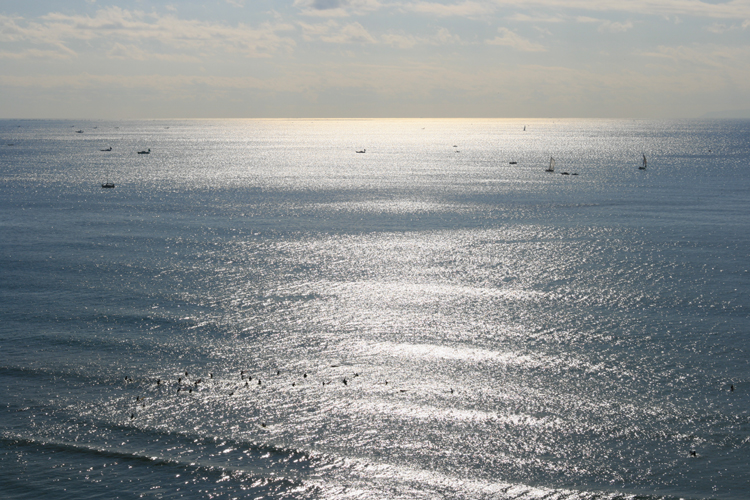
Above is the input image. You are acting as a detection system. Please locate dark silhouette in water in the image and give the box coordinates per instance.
[730,384,735,392]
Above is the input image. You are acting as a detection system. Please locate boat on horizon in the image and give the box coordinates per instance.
[546,157,555,172]
[100,147,112,151]
[137,148,151,154]
[639,153,647,170]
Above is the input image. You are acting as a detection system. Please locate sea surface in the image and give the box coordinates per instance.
[1,118,749,499]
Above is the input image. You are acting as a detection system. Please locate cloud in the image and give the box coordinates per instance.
[405,1,495,18]
[381,32,420,49]
[486,27,546,51]
[294,0,382,17]
[575,16,633,33]
[0,8,296,60]
[399,0,750,20]
[298,20,377,43]
[330,21,378,42]
[380,27,463,48]
[640,44,750,72]
[598,20,633,33]
[0,48,76,60]
[505,13,564,23]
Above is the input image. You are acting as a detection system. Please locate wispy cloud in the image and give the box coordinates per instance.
[486,27,546,52]
[641,43,750,72]
[381,27,463,48]
[0,7,296,60]
[505,13,565,23]
[298,20,377,43]
[404,1,495,18]
[293,0,382,17]
[396,0,750,20]
[598,20,633,33]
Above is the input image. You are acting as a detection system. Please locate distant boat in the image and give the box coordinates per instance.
[100,147,112,151]
[639,154,647,170]
[76,130,83,134]
[509,161,517,165]
[101,182,115,189]
[356,149,366,153]
[546,157,555,172]
[523,126,526,131]
[137,148,151,154]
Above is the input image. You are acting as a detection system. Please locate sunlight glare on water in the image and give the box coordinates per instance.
[1,118,749,499]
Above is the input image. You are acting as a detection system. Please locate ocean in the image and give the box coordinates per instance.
[1,118,748,499]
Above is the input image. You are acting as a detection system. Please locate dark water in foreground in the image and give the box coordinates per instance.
[1,118,749,499]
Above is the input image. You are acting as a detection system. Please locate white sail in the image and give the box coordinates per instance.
[640,153,647,170]
[546,156,555,172]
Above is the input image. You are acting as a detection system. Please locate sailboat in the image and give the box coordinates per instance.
[546,156,555,172]
[639,154,647,170]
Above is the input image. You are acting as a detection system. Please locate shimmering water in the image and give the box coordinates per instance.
[1,118,749,499]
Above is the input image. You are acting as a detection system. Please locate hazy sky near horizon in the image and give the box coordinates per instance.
[1,0,749,119]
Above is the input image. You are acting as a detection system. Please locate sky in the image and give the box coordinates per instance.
[0,0,749,119]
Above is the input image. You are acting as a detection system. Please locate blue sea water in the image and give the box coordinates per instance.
[0,118,749,499]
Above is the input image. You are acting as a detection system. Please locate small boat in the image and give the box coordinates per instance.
[76,130,83,133]
[509,161,517,165]
[546,156,555,172]
[100,147,112,151]
[101,181,115,188]
[137,148,151,154]
[523,126,526,131]
[639,153,647,170]
[356,149,366,153]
